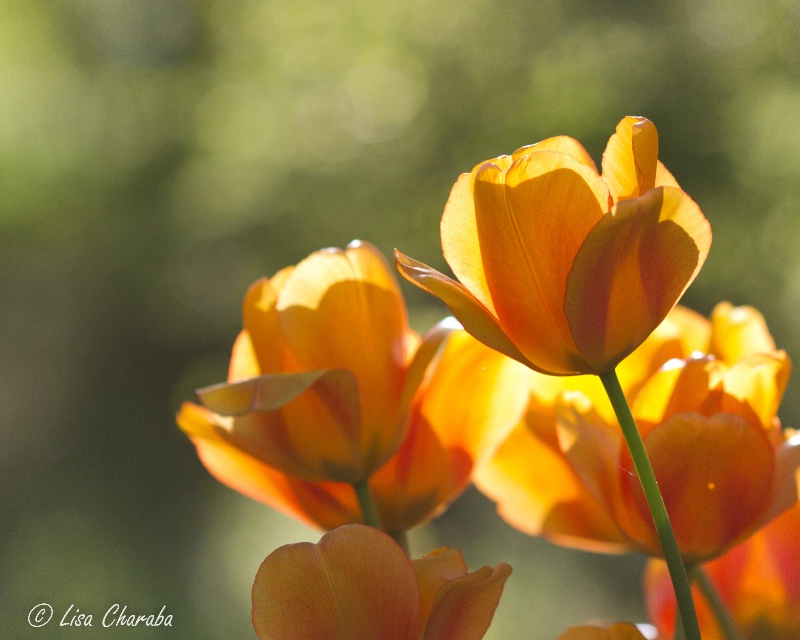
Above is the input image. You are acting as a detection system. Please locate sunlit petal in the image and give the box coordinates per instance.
[710,301,777,363]
[565,187,712,372]
[601,116,659,201]
[512,135,599,173]
[474,151,608,374]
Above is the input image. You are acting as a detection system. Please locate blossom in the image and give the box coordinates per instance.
[474,303,800,562]
[177,241,529,531]
[395,116,711,376]
[251,524,511,640]
[645,500,800,640]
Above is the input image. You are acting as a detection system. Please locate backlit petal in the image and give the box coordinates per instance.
[393,250,534,369]
[252,525,419,640]
[176,403,359,529]
[632,412,774,562]
[512,135,599,173]
[711,301,777,363]
[441,172,496,314]
[565,187,712,372]
[277,241,409,475]
[474,151,609,374]
[412,548,468,634]
[601,116,659,202]
[558,623,652,640]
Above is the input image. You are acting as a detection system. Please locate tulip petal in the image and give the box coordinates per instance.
[474,151,609,374]
[252,524,419,640]
[710,301,777,363]
[276,241,409,470]
[242,267,294,373]
[763,431,800,523]
[228,330,262,381]
[512,135,599,173]
[176,402,359,529]
[633,412,774,562]
[565,186,712,372]
[197,369,360,441]
[421,563,512,640]
[412,547,468,634]
[393,250,535,370]
[441,172,497,314]
[601,116,659,201]
[398,317,459,412]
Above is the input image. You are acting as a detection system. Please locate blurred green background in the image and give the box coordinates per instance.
[4,0,800,637]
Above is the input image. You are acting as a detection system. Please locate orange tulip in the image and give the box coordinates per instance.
[180,240,415,484]
[557,622,660,640]
[645,500,800,640]
[474,303,800,562]
[251,524,511,640]
[395,116,711,376]
[177,241,530,531]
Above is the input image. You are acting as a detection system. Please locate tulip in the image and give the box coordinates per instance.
[474,303,800,563]
[645,500,800,640]
[251,524,511,640]
[178,240,435,487]
[395,116,711,376]
[177,241,530,531]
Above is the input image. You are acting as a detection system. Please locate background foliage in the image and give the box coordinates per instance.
[4,0,800,637]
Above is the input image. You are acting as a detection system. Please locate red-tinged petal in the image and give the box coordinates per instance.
[557,623,652,640]
[632,358,715,428]
[565,187,712,373]
[276,241,410,473]
[512,135,599,173]
[441,172,496,315]
[474,151,609,375]
[252,525,419,640]
[393,250,535,370]
[412,548,468,635]
[601,116,659,202]
[176,403,359,529]
[711,301,777,363]
[632,412,774,562]
[420,562,511,640]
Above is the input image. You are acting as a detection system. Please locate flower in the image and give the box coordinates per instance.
[251,524,511,640]
[395,116,711,376]
[177,240,428,485]
[177,241,529,531]
[473,303,800,562]
[645,500,800,640]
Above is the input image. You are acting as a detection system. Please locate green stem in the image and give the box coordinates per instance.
[691,565,743,640]
[598,369,700,640]
[352,480,381,530]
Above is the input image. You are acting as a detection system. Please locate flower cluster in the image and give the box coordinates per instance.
[177,117,800,639]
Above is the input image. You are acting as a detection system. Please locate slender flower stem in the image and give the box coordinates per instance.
[691,565,744,640]
[598,369,701,640]
[352,480,381,530]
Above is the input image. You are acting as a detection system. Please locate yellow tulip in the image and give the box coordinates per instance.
[395,116,711,376]
[251,524,511,640]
